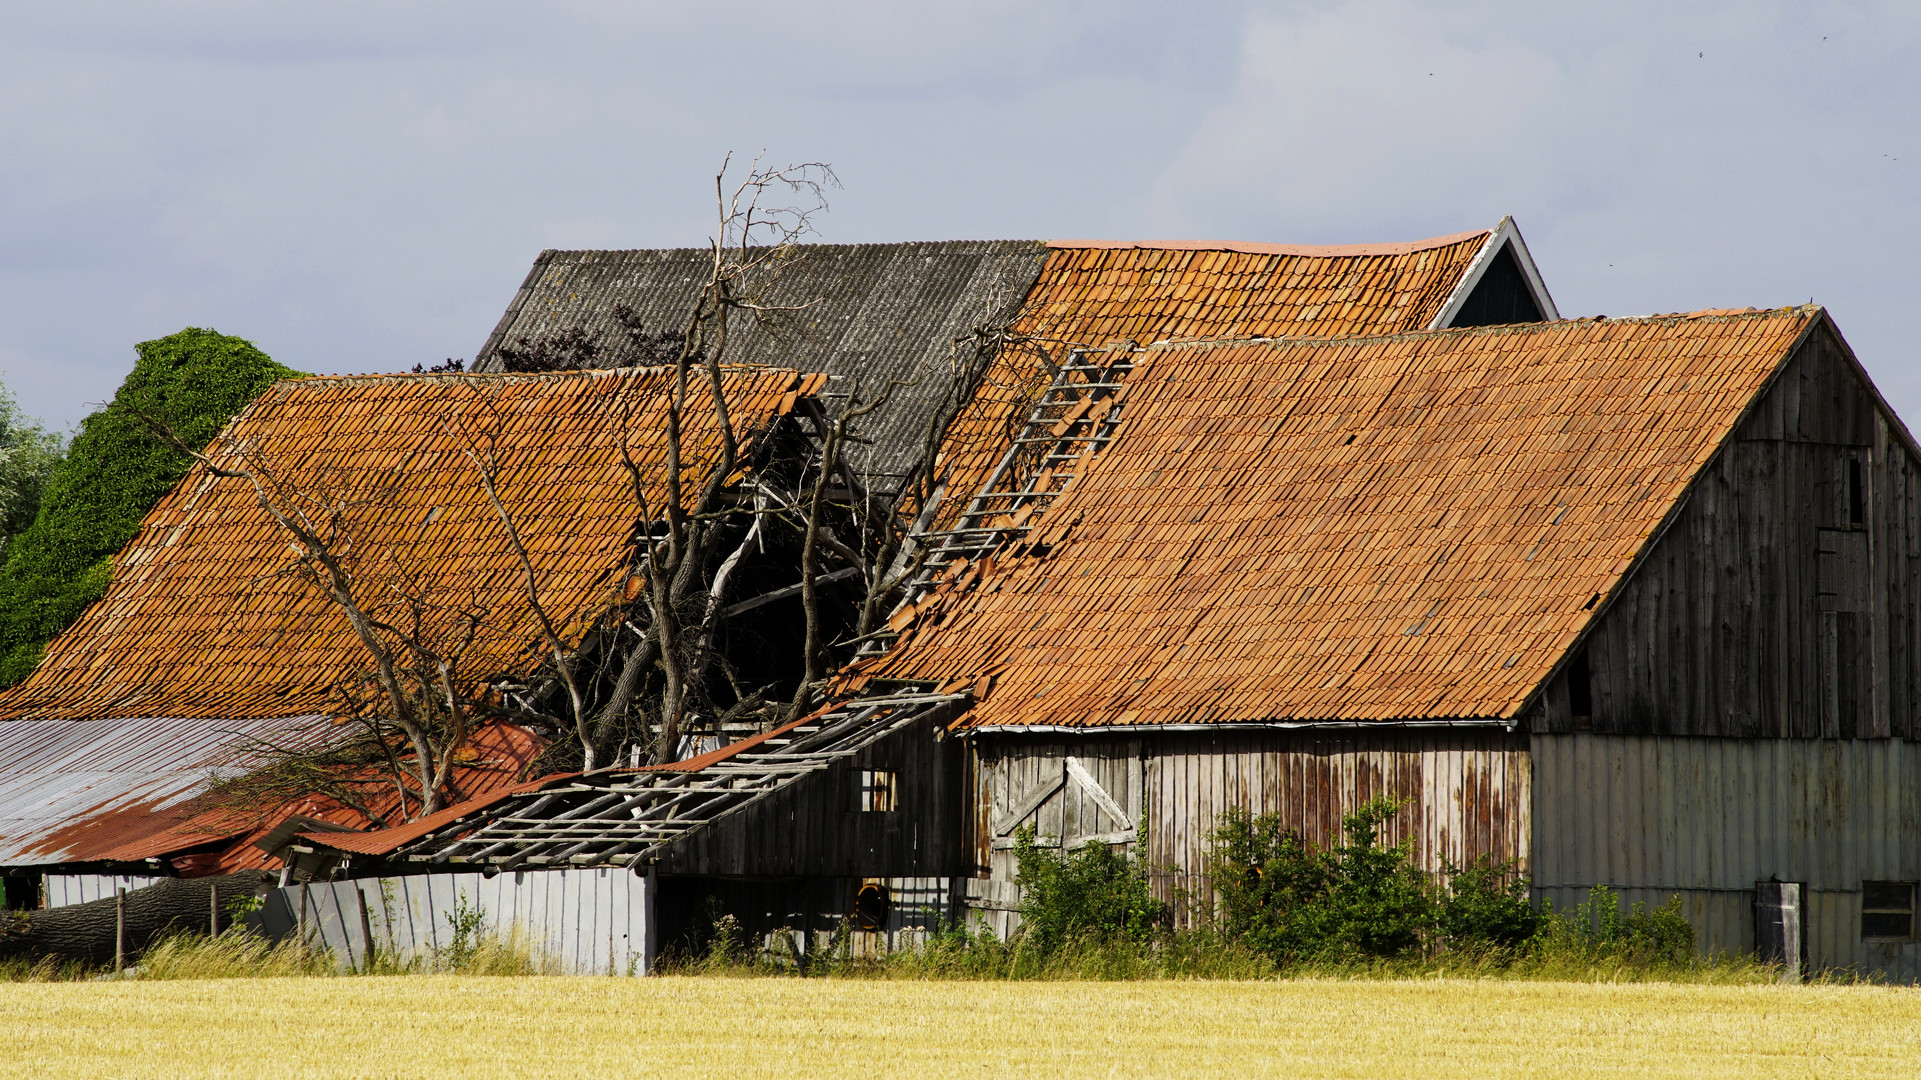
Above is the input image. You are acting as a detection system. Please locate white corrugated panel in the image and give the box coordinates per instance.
[262,868,655,976]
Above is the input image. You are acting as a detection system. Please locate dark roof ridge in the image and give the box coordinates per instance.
[530,238,1043,258]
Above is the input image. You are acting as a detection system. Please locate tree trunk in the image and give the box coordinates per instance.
[0,871,276,966]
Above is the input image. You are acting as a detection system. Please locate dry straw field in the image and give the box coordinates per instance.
[3,976,1919,1078]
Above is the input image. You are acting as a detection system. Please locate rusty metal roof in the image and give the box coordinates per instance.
[0,365,823,721]
[0,714,323,866]
[931,229,1499,528]
[866,307,1823,727]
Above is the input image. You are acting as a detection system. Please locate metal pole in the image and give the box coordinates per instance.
[114,886,126,973]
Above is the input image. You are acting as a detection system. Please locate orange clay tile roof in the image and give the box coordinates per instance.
[867,307,1822,727]
[0,366,823,722]
[933,230,1493,525]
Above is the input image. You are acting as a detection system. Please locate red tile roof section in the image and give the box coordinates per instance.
[935,230,1493,526]
[0,366,824,721]
[871,308,1821,727]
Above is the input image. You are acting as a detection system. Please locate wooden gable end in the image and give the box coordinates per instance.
[1540,318,1921,739]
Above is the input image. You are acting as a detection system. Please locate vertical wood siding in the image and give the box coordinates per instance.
[653,711,963,878]
[970,729,1531,922]
[1548,328,1921,740]
[1533,734,1921,980]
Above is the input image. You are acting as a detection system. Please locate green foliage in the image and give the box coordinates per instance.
[0,383,64,554]
[1439,855,1540,950]
[1011,825,1168,954]
[0,328,300,687]
[1211,798,1438,962]
[1533,886,1696,967]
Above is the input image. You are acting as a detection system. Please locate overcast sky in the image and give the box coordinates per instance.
[2,0,1915,432]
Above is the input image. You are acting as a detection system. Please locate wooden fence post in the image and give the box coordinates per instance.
[209,881,220,937]
[114,886,126,973]
[358,890,375,974]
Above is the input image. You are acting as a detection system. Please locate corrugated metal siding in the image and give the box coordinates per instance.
[1533,734,1921,979]
[0,715,325,866]
[970,729,1530,923]
[263,868,654,976]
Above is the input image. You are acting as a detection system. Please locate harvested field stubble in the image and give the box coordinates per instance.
[3,976,1917,1078]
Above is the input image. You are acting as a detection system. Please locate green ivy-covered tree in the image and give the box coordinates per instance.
[0,384,65,556]
[0,328,302,687]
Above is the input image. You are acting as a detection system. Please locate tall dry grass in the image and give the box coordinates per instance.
[3,976,1918,1078]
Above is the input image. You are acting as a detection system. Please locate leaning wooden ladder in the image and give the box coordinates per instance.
[860,346,1136,657]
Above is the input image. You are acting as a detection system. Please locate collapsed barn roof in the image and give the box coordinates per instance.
[0,365,818,871]
[472,223,1554,503]
[0,365,822,722]
[473,241,1051,485]
[0,715,539,871]
[860,307,1829,727]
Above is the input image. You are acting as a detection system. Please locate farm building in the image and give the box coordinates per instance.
[350,299,1921,980]
[843,304,1921,981]
[266,223,1564,952]
[0,363,820,937]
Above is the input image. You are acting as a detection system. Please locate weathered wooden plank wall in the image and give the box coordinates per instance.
[969,728,1530,923]
[259,867,654,975]
[1533,734,1921,979]
[653,711,963,878]
[1544,326,1921,740]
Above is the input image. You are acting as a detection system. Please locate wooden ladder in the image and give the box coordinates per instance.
[860,346,1135,656]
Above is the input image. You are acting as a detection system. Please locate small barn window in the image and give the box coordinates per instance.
[1862,882,1914,940]
[855,769,897,813]
[1568,647,1593,722]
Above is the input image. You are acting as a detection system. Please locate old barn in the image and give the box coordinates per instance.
[853,305,1921,980]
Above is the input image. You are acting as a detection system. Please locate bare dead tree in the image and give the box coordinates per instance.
[128,409,499,819]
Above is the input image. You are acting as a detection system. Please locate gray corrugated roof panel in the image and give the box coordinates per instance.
[473,240,1050,483]
[0,715,326,867]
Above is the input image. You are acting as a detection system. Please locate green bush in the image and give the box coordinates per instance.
[0,328,299,687]
[1012,824,1168,954]
[1211,798,1437,963]
[1439,855,1539,950]
[1534,886,1695,966]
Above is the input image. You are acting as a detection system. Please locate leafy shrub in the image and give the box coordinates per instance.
[1534,886,1695,966]
[1211,797,1437,963]
[0,328,300,686]
[1012,825,1168,954]
[1439,855,1539,950]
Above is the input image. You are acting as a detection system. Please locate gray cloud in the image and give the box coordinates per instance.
[2,0,1917,431]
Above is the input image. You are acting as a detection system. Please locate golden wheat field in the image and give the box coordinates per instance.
[3,976,1918,1078]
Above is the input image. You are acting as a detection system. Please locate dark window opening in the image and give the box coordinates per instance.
[1862,881,1914,940]
[855,769,897,813]
[1,873,40,911]
[1849,457,1865,527]
[1446,243,1545,328]
[1568,648,1593,721]
[854,881,891,930]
